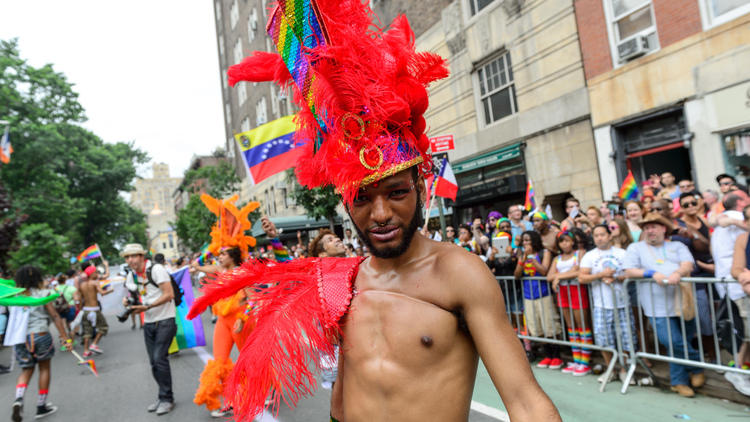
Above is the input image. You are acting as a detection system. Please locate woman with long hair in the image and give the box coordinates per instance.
[10,265,71,420]
[609,216,634,249]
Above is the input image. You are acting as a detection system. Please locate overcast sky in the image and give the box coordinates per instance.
[0,1,225,178]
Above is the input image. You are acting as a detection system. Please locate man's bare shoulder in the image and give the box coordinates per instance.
[429,242,497,291]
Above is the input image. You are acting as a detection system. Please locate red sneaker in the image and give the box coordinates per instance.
[573,364,591,376]
[536,357,552,368]
[561,362,577,374]
[548,358,564,369]
[82,351,92,358]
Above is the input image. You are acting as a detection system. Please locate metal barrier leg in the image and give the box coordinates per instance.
[600,349,619,393]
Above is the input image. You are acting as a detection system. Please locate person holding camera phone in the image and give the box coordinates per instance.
[121,243,176,416]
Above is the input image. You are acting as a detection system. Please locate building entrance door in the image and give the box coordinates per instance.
[626,141,692,183]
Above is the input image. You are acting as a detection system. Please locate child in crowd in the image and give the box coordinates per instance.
[548,231,592,376]
[10,265,71,420]
[578,225,637,384]
[514,231,561,368]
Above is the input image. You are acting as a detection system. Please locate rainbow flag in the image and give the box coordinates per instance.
[195,244,213,266]
[234,115,304,185]
[618,170,639,200]
[77,244,102,262]
[171,266,206,349]
[270,238,291,262]
[524,180,536,211]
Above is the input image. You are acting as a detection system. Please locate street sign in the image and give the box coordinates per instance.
[429,135,454,153]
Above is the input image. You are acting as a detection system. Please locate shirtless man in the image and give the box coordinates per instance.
[78,263,112,356]
[331,168,560,421]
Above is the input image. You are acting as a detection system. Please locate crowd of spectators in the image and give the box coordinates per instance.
[433,172,750,399]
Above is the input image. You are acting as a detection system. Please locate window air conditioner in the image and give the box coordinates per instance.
[617,35,650,62]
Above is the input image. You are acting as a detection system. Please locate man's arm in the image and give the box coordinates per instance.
[451,254,561,421]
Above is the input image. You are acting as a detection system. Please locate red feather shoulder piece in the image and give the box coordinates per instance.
[188,257,364,420]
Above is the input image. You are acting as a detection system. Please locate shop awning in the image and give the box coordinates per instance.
[452,143,522,174]
[251,215,343,238]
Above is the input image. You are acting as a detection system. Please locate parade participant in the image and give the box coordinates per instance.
[121,243,177,415]
[547,231,591,376]
[188,1,560,420]
[10,265,71,421]
[190,194,260,418]
[78,264,112,357]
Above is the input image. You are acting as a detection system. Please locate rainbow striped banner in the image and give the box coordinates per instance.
[618,170,639,200]
[267,0,329,149]
[77,244,102,262]
[270,238,292,262]
[172,266,206,349]
[524,180,536,211]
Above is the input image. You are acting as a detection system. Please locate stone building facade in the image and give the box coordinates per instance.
[130,162,182,260]
[415,0,601,221]
[574,0,750,197]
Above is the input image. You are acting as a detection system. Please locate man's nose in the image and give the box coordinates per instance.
[370,195,393,224]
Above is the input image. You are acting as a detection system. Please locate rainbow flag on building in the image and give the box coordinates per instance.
[524,180,536,211]
[234,115,304,185]
[171,266,206,349]
[618,170,639,200]
[77,244,102,262]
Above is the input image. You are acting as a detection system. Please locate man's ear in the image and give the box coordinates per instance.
[417,176,427,205]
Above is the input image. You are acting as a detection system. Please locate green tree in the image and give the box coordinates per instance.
[174,155,260,251]
[286,170,341,230]
[0,38,148,272]
[8,223,69,275]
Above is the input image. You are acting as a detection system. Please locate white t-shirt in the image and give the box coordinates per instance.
[580,247,627,309]
[711,210,745,300]
[125,261,176,323]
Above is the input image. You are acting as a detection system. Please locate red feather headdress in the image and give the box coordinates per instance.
[228,0,449,205]
[201,194,260,260]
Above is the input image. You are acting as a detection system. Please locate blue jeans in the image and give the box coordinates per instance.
[650,317,703,386]
[144,318,177,402]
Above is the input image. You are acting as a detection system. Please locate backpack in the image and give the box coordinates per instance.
[146,265,184,307]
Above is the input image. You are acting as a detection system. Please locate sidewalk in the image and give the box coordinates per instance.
[472,361,750,422]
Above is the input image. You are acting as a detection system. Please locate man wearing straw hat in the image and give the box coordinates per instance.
[120,243,176,415]
[623,213,701,397]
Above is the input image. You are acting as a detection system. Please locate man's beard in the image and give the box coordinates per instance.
[350,197,423,259]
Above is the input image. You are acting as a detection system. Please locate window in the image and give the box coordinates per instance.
[241,117,251,133]
[256,97,268,125]
[271,86,279,117]
[168,234,174,248]
[233,39,243,65]
[248,8,258,42]
[225,103,232,127]
[214,0,222,23]
[605,0,658,62]
[476,52,517,125]
[704,0,750,27]
[222,72,228,90]
[230,0,239,29]
[468,0,495,16]
[281,187,288,207]
[238,83,247,106]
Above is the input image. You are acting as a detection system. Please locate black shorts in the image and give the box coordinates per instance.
[14,332,55,368]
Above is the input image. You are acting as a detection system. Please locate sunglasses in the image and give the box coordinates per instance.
[608,225,618,230]
[720,181,733,186]
[651,206,664,211]
[681,201,698,208]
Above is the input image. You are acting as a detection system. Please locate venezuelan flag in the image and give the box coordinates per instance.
[77,244,102,262]
[171,266,206,349]
[234,115,304,185]
[618,170,639,200]
[524,180,536,211]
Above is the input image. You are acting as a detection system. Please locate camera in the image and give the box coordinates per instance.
[117,294,139,323]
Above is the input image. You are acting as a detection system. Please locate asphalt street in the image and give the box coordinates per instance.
[0,305,501,422]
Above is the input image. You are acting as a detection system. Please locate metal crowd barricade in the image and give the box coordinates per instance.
[496,276,629,392]
[620,278,750,394]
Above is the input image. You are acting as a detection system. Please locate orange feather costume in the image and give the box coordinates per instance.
[193,194,260,412]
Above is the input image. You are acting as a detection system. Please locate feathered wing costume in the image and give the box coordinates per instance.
[193,194,261,412]
[189,0,448,419]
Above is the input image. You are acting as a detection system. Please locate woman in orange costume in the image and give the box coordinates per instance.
[191,194,259,418]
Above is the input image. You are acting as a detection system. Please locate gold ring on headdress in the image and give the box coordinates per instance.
[341,113,366,140]
[359,146,384,171]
